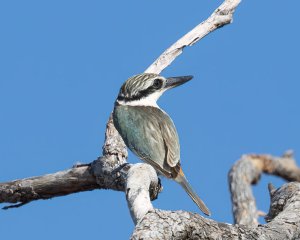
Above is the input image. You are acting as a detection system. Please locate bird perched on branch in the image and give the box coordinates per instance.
[113,73,210,216]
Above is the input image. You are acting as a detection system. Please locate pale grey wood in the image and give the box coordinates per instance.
[0,165,98,205]
[228,151,300,226]
[1,0,300,239]
[126,163,160,224]
[144,0,241,74]
[0,116,128,206]
[131,182,300,240]
[0,116,161,222]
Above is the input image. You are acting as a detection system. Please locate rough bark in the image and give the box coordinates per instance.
[0,165,98,205]
[0,0,242,215]
[228,150,299,227]
[132,182,300,240]
[1,0,300,239]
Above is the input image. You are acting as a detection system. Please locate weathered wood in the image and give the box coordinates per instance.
[2,0,300,239]
[132,182,300,239]
[145,0,241,74]
[0,116,127,206]
[0,0,242,216]
[126,163,161,224]
[0,165,97,205]
[228,151,300,226]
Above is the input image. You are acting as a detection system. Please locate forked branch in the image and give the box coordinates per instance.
[0,0,242,218]
[2,0,300,239]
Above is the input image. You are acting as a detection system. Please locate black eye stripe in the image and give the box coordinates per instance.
[152,79,163,89]
[117,87,156,102]
[117,77,163,102]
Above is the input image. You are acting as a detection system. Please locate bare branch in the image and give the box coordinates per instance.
[0,0,242,215]
[0,165,98,205]
[3,201,29,210]
[0,116,128,205]
[126,163,161,224]
[144,0,241,74]
[2,0,300,239]
[228,150,300,226]
[0,116,161,219]
[132,182,300,239]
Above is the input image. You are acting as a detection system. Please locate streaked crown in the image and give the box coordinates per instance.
[117,73,166,102]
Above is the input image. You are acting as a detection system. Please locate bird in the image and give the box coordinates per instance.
[113,73,210,216]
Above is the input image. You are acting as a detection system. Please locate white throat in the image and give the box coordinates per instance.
[117,90,165,108]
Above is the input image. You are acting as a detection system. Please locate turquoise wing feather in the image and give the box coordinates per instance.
[113,105,180,178]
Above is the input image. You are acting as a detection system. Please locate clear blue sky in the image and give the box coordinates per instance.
[0,1,299,239]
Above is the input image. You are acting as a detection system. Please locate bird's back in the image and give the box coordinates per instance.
[113,104,181,178]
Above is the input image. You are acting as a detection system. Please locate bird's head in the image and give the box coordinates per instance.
[116,73,193,107]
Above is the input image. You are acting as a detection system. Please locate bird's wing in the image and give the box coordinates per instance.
[158,113,180,168]
[113,105,180,178]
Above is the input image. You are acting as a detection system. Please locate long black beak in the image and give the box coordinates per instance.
[165,75,193,89]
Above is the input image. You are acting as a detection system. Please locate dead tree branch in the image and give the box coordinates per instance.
[229,150,300,226]
[145,0,241,74]
[131,182,300,239]
[0,0,241,216]
[0,165,98,206]
[2,0,300,239]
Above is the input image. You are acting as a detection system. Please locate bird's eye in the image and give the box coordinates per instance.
[153,79,163,89]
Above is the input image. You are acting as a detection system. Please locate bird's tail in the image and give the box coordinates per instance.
[175,168,211,216]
